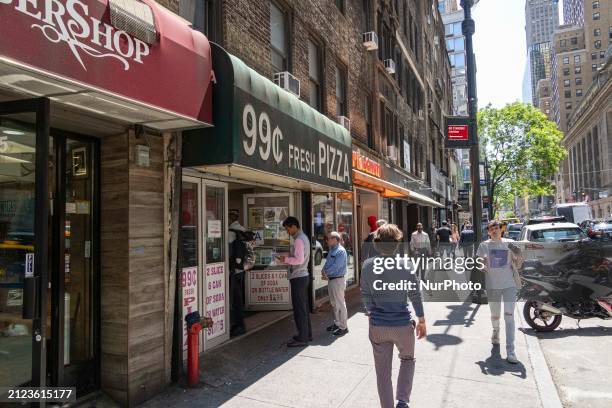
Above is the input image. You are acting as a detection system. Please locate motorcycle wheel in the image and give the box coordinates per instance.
[523,302,562,332]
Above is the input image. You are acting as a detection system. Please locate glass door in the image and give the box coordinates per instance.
[0,99,50,389]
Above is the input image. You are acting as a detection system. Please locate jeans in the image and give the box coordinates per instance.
[290,276,312,342]
[230,271,245,329]
[488,287,518,353]
[438,242,453,259]
[461,244,474,258]
[328,277,348,330]
[369,324,416,408]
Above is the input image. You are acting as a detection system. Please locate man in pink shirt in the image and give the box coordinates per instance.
[277,217,312,347]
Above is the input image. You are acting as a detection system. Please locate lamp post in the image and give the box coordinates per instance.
[461,0,482,243]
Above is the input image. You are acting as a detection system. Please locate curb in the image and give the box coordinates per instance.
[516,302,563,408]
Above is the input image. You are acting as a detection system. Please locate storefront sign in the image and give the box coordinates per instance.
[181,266,198,353]
[458,189,470,209]
[207,220,222,238]
[352,150,382,178]
[205,263,226,340]
[0,0,212,124]
[430,163,447,199]
[249,269,290,304]
[445,116,473,148]
[183,44,352,191]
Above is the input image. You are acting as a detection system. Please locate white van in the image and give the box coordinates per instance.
[553,203,593,225]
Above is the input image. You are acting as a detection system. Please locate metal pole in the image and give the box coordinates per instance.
[461,0,482,243]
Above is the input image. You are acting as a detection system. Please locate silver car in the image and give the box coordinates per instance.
[517,222,588,265]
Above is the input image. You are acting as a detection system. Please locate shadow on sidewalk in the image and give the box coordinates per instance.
[426,302,479,351]
[475,345,527,379]
[519,325,612,339]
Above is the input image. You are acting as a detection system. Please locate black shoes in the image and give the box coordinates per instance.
[326,324,339,332]
[292,335,313,342]
[332,328,349,336]
[230,325,246,337]
[287,339,308,347]
[396,402,409,408]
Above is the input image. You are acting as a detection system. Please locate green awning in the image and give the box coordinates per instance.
[183,43,352,192]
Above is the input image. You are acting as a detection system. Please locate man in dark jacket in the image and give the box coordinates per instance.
[459,224,475,258]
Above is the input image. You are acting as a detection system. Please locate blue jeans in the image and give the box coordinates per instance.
[488,287,518,353]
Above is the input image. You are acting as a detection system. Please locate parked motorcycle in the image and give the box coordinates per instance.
[518,241,612,332]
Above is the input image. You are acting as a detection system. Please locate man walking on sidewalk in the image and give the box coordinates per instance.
[278,217,312,347]
[322,231,349,336]
[476,220,522,364]
[409,223,431,280]
[436,220,452,259]
[361,224,427,408]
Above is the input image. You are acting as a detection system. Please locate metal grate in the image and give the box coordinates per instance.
[109,0,157,44]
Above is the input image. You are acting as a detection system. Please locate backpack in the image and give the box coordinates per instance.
[230,230,256,272]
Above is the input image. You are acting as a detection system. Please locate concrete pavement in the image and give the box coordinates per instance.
[139,289,556,408]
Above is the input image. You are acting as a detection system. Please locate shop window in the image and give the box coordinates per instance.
[313,194,336,297]
[336,193,355,285]
[270,1,290,74]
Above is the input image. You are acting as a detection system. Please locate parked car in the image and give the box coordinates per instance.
[585,220,612,240]
[526,216,567,225]
[504,223,523,240]
[579,219,601,237]
[516,221,588,265]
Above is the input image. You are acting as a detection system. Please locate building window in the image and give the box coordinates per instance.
[571,37,578,45]
[307,39,322,111]
[565,102,572,110]
[564,79,570,87]
[576,77,582,85]
[575,66,582,74]
[592,63,598,71]
[564,90,571,98]
[560,39,567,47]
[593,1,600,9]
[593,12,600,20]
[576,89,583,97]
[365,95,373,148]
[594,28,601,37]
[335,64,347,117]
[563,67,570,76]
[563,56,569,64]
[592,52,598,60]
[335,0,345,14]
[595,40,601,49]
[601,51,606,59]
[574,55,581,63]
[179,0,216,40]
[270,2,289,74]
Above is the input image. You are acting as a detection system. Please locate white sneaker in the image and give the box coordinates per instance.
[491,329,500,345]
[506,351,519,364]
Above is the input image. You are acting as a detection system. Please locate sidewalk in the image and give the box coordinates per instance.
[139,289,553,408]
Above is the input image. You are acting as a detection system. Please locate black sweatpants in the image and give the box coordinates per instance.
[290,276,312,342]
[230,272,245,329]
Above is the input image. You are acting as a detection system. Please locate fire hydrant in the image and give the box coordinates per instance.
[185,311,214,387]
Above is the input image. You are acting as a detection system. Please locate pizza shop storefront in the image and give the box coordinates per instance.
[181,43,352,351]
[0,0,213,405]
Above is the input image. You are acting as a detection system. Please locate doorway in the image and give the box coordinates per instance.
[0,98,100,394]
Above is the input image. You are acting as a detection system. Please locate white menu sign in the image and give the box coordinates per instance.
[205,263,226,340]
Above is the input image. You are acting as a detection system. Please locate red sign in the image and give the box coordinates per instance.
[0,0,212,124]
[447,125,469,141]
[352,151,381,178]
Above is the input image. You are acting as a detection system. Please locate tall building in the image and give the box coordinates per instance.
[563,0,585,25]
[525,0,560,105]
[441,0,469,116]
[523,58,534,103]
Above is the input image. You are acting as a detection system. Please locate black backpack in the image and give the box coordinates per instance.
[230,230,256,271]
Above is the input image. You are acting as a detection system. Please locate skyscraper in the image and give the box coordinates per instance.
[525,0,560,106]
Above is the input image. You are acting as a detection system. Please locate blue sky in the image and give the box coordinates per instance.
[472,0,528,108]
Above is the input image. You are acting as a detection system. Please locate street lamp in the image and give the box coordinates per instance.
[460,0,482,243]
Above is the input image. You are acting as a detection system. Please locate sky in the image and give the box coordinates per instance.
[472,0,529,108]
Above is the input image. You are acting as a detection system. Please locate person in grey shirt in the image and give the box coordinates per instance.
[476,220,522,364]
[277,217,312,347]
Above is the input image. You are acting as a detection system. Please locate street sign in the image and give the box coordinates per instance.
[479,163,486,185]
[445,116,474,148]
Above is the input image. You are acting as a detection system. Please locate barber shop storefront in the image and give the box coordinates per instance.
[0,0,212,405]
[181,43,352,350]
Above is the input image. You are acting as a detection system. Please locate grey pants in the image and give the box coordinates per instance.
[369,324,416,408]
[488,287,518,353]
[328,277,348,330]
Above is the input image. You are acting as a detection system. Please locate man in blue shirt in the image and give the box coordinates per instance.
[322,231,349,336]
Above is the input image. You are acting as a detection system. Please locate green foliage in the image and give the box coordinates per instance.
[478,102,566,219]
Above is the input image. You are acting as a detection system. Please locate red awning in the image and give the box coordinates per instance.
[0,0,212,130]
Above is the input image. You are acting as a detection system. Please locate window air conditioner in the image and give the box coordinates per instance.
[338,116,351,132]
[384,59,396,74]
[362,32,379,51]
[273,72,300,97]
[387,145,398,161]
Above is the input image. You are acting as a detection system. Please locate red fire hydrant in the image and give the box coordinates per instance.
[185,311,214,387]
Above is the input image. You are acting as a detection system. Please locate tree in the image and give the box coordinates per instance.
[478,102,566,220]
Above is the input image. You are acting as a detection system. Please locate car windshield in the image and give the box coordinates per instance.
[508,224,523,231]
[593,223,612,230]
[529,228,585,242]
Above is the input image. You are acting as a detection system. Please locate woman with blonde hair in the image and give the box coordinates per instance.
[450,223,460,259]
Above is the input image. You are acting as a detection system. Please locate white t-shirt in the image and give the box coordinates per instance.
[476,238,517,290]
